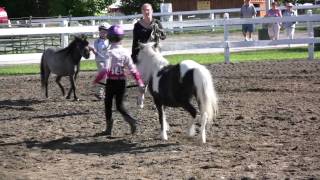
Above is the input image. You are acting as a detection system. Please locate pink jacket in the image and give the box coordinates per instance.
[94,43,144,87]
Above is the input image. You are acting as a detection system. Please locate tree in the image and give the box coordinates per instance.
[282,0,315,4]
[0,0,47,18]
[120,0,163,15]
[48,0,114,17]
[0,0,114,18]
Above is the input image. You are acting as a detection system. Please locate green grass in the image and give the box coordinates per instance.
[0,47,319,76]
[0,64,41,75]
[166,47,319,64]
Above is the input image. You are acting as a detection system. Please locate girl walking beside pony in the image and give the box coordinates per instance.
[93,24,145,136]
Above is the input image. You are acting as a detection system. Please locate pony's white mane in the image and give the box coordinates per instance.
[137,42,169,82]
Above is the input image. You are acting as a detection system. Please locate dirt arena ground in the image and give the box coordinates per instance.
[0,60,319,179]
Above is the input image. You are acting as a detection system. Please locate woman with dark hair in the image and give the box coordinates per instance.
[131,3,166,108]
[131,3,166,63]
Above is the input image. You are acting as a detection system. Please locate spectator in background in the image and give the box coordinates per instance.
[240,0,257,41]
[267,2,282,40]
[282,2,297,40]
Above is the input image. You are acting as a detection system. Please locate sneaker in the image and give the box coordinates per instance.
[94,130,111,136]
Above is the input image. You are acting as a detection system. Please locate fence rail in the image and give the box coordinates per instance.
[0,6,319,65]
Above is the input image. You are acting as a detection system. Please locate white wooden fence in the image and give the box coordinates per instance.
[0,6,319,65]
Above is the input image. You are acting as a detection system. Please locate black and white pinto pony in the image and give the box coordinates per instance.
[40,35,90,101]
[136,42,218,143]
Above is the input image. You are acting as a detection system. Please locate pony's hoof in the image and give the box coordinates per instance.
[73,98,80,101]
[161,132,168,141]
[188,124,196,137]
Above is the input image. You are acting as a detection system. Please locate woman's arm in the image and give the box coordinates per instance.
[157,20,166,40]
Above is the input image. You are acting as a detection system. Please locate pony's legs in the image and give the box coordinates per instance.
[55,76,65,96]
[136,92,145,109]
[74,65,79,81]
[155,101,168,140]
[137,84,147,108]
[163,107,169,132]
[182,102,197,137]
[188,123,196,137]
[66,75,78,100]
[44,71,50,98]
[200,112,208,143]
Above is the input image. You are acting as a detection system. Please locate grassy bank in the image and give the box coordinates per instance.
[0,47,319,76]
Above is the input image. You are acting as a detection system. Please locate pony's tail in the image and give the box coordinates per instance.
[193,66,218,123]
[40,53,45,88]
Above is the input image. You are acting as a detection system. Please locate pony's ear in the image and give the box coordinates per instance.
[74,36,80,41]
[74,34,87,41]
[80,34,87,40]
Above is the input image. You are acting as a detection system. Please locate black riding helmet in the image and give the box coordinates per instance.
[107,24,125,43]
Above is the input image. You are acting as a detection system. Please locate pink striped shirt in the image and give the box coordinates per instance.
[94,43,144,87]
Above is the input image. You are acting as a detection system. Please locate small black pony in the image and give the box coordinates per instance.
[40,35,90,100]
[136,42,218,143]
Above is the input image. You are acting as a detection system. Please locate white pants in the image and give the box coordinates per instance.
[285,27,295,39]
[268,24,280,40]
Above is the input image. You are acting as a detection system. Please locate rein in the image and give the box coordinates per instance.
[97,82,138,88]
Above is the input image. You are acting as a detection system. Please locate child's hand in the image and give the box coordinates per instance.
[89,46,96,53]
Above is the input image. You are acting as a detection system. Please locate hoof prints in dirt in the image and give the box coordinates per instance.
[0,60,320,179]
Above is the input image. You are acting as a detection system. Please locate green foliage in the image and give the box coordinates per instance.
[270,0,315,5]
[0,0,113,18]
[120,0,162,15]
[0,0,49,18]
[296,0,316,4]
[48,0,114,17]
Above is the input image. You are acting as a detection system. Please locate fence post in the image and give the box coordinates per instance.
[91,20,95,26]
[210,12,215,31]
[7,19,11,28]
[178,14,183,32]
[307,10,314,60]
[60,19,69,48]
[29,16,32,27]
[224,13,230,64]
